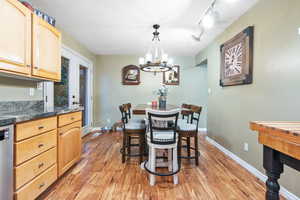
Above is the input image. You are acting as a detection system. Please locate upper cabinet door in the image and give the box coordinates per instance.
[0,0,31,75]
[32,15,61,81]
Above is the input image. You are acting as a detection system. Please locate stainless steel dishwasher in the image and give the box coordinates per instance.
[0,124,14,200]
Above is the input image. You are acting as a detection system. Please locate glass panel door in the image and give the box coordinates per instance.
[44,46,93,136]
[79,65,88,127]
[54,57,69,108]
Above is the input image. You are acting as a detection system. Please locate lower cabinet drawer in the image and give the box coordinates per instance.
[58,111,82,127]
[15,130,57,165]
[15,116,57,141]
[15,147,57,190]
[15,165,57,200]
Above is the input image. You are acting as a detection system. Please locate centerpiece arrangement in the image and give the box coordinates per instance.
[155,85,168,109]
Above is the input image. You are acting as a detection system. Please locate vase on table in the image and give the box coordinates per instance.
[158,95,167,109]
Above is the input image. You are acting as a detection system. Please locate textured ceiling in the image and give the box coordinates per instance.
[31,0,258,56]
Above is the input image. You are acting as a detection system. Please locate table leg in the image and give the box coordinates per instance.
[263,145,283,200]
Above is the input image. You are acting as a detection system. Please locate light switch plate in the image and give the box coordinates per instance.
[208,88,212,94]
[244,143,249,152]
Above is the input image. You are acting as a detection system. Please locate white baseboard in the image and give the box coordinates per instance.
[206,136,300,200]
[198,128,207,133]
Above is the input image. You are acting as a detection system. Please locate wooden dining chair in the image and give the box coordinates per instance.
[180,103,192,123]
[124,103,145,124]
[119,104,146,164]
[177,105,202,166]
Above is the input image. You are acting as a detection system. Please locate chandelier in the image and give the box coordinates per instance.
[139,24,174,74]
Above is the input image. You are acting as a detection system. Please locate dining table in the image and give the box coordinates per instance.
[132,104,181,115]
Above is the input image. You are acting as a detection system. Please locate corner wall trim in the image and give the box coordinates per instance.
[205,136,300,200]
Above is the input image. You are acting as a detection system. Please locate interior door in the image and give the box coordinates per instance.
[0,0,31,75]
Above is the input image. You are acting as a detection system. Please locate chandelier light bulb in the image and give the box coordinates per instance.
[139,57,145,65]
[162,54,168,63]
[202,13,214,29]
[167,58,174,66]
[145,53,152,63]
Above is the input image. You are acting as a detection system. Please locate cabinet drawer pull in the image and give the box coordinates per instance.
[38,126,44,130]
[38,144,44,148]
[38,163,44,168]
[26,64,31,68]
[39,183,45,189]
[71,117,75,120]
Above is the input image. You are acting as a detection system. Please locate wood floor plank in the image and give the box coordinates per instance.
[38,131,285,200]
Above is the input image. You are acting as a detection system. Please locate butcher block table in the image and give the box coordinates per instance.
[132,104,180,115]
[250,121,300,200]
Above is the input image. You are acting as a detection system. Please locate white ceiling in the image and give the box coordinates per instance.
[31,0,258,56]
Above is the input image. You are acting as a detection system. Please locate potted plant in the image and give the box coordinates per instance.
[155,85,168,109]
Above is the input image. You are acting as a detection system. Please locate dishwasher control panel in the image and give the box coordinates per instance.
[0,129,9,141]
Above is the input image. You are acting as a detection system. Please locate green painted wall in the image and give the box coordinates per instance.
[196,0,300,197]
[94,55,207,128]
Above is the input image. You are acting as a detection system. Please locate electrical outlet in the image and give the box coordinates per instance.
[37,82,43,90]
[29,88,35,96]
[244,143,249,152]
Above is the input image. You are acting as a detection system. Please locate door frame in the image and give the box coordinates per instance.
[44,45,94,136]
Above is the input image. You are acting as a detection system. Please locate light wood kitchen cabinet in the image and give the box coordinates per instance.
[14,116,58,200]
[0,0,62,81]
[32,14,61,81]
[0,0,32,75]
[58,118,82,176]
[14,112,82,199]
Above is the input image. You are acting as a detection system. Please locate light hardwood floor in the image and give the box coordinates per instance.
[38,131,284,200]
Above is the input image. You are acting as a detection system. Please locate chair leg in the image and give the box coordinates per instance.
[146,145,151,169]
[187,137,191,160]
[122,133,126,163]
[149,147,156,186]
[139,135,143,164]
[168,149,172,172]
[128,136,131,159]
[173,147,179,185]
[194,135,199,166]
[178,136,182,164]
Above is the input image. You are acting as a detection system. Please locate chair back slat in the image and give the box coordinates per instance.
[181,103,192,122]
[119,105,129,124]
[146,108,180,145]
[190,105,202,128]
[124,103,132,119]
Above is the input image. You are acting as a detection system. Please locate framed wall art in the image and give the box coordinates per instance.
[163,65,180,85]
[122,65,140,85]
[220,26,254,87]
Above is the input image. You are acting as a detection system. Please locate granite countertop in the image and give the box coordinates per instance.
[0,106,84,125]
[0,116,16,126]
